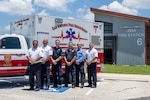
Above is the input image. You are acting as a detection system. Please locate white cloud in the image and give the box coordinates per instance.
[83,5,87,8]
[0,0,34,15]
[82,9,94,21]
[37,10,49,16]
[0,25,10,34]
[68,17,75,19]
[4,25,10,31]
[123,0,150,9]
[0,27,4,34]
[99,1,138,15]
[78,0,150,22]
[77,8,85,13]
[34,0,76,12]
[76,7,94,21]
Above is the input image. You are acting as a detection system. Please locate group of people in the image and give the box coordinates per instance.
[26,39,98,91]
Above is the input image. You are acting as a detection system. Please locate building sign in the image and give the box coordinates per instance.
[118,32,144,38]
[119,26,144,46]
[52,23,88,33]
[51,23,89,41]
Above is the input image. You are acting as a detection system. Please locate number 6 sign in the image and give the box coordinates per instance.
[137,38,142,46]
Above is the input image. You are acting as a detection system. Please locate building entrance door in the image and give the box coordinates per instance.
[104,36,116,64]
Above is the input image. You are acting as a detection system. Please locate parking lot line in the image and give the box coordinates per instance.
[85,88,94,95]
[85,82,101,95]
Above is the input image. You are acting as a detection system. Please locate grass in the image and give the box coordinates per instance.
[102,64,150,75]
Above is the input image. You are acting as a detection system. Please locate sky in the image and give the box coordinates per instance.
[0,0,150,34]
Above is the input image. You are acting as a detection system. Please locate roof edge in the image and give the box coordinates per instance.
[90,7,150,23]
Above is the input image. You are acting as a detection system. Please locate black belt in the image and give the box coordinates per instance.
[91,62,97,64]
[80,62,84,64]
[29,62,41,66]
[76,62,84,65]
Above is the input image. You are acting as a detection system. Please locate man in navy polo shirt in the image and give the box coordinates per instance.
[51,39,63,88]
[64,42,77,88]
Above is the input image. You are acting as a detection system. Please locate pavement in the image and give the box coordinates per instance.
[0,73,150,100]
[98,73,150,82]
[98,73,150,100]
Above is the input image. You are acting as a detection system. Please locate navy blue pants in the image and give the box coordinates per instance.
[65,64,76,87]
[52,63,63,87]
[75,62,85,86]
[87,62,97,86]
[41,61,50,87]
[29,62,41,88]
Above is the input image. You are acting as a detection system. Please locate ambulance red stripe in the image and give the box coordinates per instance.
[0,69,26,76]
[0,52,103,76]
[0,60,28,66]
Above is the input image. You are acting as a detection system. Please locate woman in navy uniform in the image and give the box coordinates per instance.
[51,39,63,88]
[64,42,77,88]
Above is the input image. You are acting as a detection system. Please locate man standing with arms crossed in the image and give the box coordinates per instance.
[41,39,52,90]
[64,42,77,88]
[51,39,63,88]
[85,42,98,88]
[26,40,44,91]
[75,42,85,88]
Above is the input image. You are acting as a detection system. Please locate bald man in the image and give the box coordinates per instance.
[75,42,85,88]
[40,39,52,90]
[85,42,98,88]
[26,40,44,91]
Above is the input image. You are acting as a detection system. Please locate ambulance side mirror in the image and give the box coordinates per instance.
[0,39,6,49]
[0,40,1,48]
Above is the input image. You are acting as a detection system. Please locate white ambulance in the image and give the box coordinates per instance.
[0,15,104,76]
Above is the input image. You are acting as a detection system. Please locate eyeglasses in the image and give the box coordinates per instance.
[33,43,38,46]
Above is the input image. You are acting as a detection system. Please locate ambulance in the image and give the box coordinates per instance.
[0,15,104,76]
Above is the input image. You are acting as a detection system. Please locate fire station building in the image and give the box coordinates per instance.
[91,8,150,65]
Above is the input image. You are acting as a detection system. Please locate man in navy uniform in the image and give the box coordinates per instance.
[40,39,52,90]
[85,42,98,88]
[75,42,85,88]
[26,40,44,91]
[64,42,77,88]
[51,39,63,88]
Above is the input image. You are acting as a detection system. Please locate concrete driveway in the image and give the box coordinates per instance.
[0,73,150,100]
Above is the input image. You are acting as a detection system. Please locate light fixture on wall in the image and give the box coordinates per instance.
[38,16,42,24]
[18,22,23,29]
